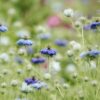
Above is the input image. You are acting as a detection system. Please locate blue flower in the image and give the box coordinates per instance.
[24,77,48,90]
[16,39,24,46]
[15,56,24,64]
[25,77,37,85]
[31,57,45,64]
[55,39,67,47]
[17,39,33,46]
[40,47,56,56]
[0,25,8,32]
[80,50,100,58]
[38,33,51,40]
[90,22,100,29]
[23,40,33,46]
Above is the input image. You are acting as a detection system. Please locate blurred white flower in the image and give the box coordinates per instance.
[11,80,19,86]
[0,53,9,62]
[16,29,30,38]
[64,8,74,17]
[66,50,74,56]
[91,80,98,87]
[1,82,7,88]
[75,21,82,28]
[90,61,96,69]
[63,83,70,89]
[35,25,46,33]
[21,82,32,93]
[0,36,10,46]
[8,8,16,15]
[13,21,23,28]
[70,41,81,50]
[51,61,61,72]
[66,64,76,73]
[44,73,51,80]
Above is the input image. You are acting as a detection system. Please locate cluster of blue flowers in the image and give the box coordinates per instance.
[55,39,67,47]
[17,39,33,46]
[80,50,100,58]
[31,57,45,64]
[0,25,8,32]
[25,77,47,90]
[84,21,100,30]
[40,46,56,56]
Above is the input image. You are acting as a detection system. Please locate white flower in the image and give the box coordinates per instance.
[75,21,82,28]
[0,36,10,46]
[18,48,26,55]
[44,73,51,80]
[90,61,96,69]
[35,25,46,33]
[79,16,86,23]
[63,83,70,89]
[66,64,76,73]
[51,61,61,72]
[17,69,23,74]
[91,80,98,86]
[16,29,30,38]
[66,50,74,56]
[8,8,16,15]
[1,82,7,88]
[0,53,9,62]
[21,82,32,93]
[64,8,74,17]
[70,41,81,50]
[11,80,18,86]
[13,21,22,28]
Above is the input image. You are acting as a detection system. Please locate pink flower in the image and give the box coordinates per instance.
[47,15,61,28]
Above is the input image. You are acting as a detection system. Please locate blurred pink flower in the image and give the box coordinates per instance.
[47,15,61,28]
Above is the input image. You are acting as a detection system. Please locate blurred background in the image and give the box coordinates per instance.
[0,0,99,27]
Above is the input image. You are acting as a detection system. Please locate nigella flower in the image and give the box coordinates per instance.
[80,50,100,59]
[40,46,56,56]
[90,22,100,29]
[23,39,33,46]
[24,76,48,90]
[55,39,67,47]
[16,39,24,46]
[14,56,24,64]
[37,33,51,40]
[0,25,8,32]
[25,76,37,85]
[31,56,45,64]
[16,39,33,46]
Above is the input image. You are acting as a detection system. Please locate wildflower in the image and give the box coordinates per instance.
[17,39,33,46]
[0,25,8,32]
[24,76,48,90]
[44,73,51,80]
[37,33,51,40]
[11,80,18,86]
[91,80,98,87]
[80,50,100,58]
[31,56,45,64]
[40,46,56,56]
[1,82,7,88]
[90,22,100,29]
[55,39,67,47]
[64,8,74,17]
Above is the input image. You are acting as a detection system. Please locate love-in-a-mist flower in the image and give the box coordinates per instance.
[40,46,57,56]
[55,39,67,47]
[64,8,74,17]
[31,56,45,64]
[24,76,48,90]
[80,50,100,58]
[17,39,33,46]
[0,25,8,32]
[90,22,100,29]
[37,33,51,40]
